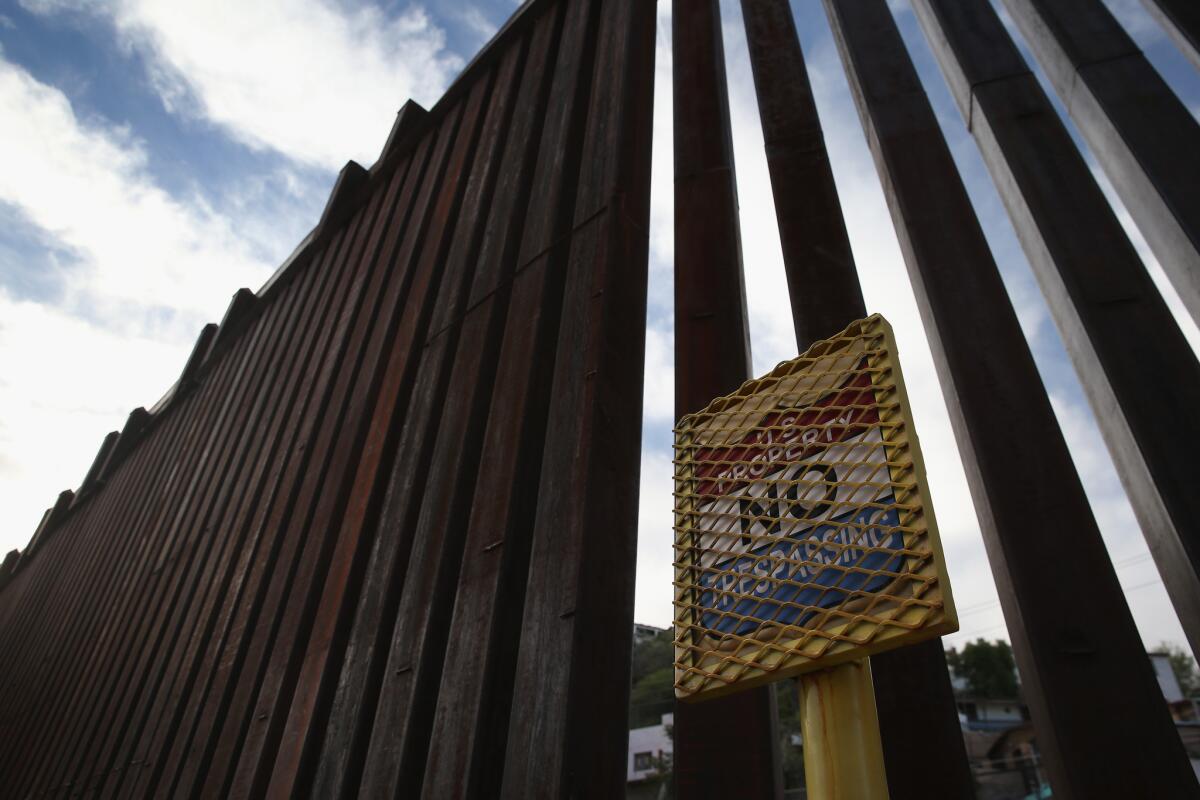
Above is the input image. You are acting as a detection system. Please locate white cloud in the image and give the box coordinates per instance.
[0,293,191,552]
[634,448,675,627]
[0,56,274,333]
[0,54,278,553]
[1099,0,1167,44]
[642,325,674,426]
[454,4,499,45]
[19,0,462,170]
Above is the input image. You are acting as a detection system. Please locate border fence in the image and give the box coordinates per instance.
[1,0,1199,797]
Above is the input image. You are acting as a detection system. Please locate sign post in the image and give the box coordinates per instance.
[672,315,957,798]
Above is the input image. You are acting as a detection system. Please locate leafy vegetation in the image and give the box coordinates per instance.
[1157,641,1200,697]
[945,638,1019,698]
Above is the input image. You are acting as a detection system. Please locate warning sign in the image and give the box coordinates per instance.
[672,315,957,701]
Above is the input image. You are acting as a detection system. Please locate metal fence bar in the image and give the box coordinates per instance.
[1141,0,1200,72]
[825,1,1198,797]
[673,1,781,797]
[420,14,578,796]
[1001,0,1200,326]
[738,4,973,797]
[125,191,361,800]
[304,13,560,799]
[909,0,1200,666]
[500,0,654,794]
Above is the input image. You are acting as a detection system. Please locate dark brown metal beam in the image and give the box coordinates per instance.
[738,3,973,797]
[1001,0,1200,326]
[498,0,655,794]
[819,0,1200,795]
[674,1,781,798]
[1142,0,1200,72]
[912,0,1200,669]
[738,0,865,344]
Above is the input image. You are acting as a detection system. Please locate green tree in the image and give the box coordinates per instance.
[630,666,675,728]
[632,629,675,686]
[1157,641,1200,696]
[945,638,1018,698]
[629,628,676,729]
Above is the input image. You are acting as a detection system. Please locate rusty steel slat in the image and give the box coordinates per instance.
[1142,0,1200,70]
[265,36,529,800]
[306,13,563,799]
[189,184,391,796]
[115,214,354,800]
[297,143,484,800]
[122,168,384,800]
[350,42,554,796]
[337,70,515,800]
[153,134,432,799]
[162,207,373,798]
[672,1,780,797]
[226,73,498,800]
[0,1,658,792]
[1,480,138,786]
[458,2,616,795]
[421,5,640,795]
[184,189,406,798]
[0,398,179,701]
[6,308,261,795]
[420,256,566,800]
[0,473,112,706]
[37,276,303,797]
[0,403,182,788]
[849,0,1200,795]
[356,281,508,799]
[739,3,973,797]
[149,200,375,799]
[42,388,238,796]
[80,265,314,795]
[129,152,418,800]
[44,278,303,796]
[739,0,865,342]
[185,104,466,800]
[94,197,349,799]
[0,341,232,775]
[11,342,248,793]
[355,6,594,797]
[913,0,1200,684]
[75,230,329,796]
[499,0,654,796]
[1000,0,1200,326]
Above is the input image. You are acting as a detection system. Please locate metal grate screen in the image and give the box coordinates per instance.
[672,315,957,700]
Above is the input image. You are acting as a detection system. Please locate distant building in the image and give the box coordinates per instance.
[1151,652,1187,703]
[627,713,672,798]
[957,697,1029,732]
[634,623,667,643]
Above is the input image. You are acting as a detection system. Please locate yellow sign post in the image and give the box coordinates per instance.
[671,315,957,798]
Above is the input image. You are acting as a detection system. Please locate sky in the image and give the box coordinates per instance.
[1,0,1198,656]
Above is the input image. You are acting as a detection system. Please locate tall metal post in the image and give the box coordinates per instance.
[1142,0,1200,71]
[673,0,781,796]
[909,0,1200,664]
[738,0,864,344]
[738,2,973,797]
[824,0,1199,797]
[1001,0,1200,325]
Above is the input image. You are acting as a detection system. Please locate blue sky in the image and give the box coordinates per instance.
[1,0,1197,655]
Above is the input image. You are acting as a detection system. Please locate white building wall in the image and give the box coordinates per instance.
[1151,653,1186,703]
[628,713,673,783]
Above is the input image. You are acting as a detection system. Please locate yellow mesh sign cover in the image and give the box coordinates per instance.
[672,315,957,700]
